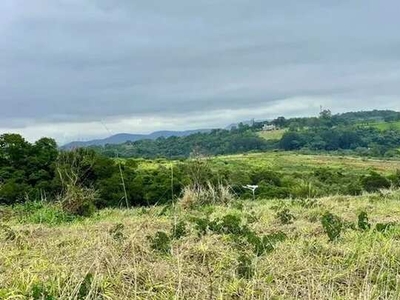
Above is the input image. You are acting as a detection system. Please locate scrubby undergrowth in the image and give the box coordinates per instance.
[2,191,400,299]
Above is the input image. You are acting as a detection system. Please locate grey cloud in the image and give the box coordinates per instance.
[1,0,400,132]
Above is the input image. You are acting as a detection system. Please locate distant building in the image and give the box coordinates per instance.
[262,124,277,131]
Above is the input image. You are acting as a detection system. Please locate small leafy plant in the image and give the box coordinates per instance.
[30,283,56,300]
[78,273,94,299]
[237,254,254,279]
[358,211,371,231]
[321,212,343,241]
[148,231,171,254]
[376,222,396,233]
[246,231,287,256]
[109,223,126,242]
[191,216,211,236]
[276,209,295,225]
[171,220,187,240]
[211,214,245,235]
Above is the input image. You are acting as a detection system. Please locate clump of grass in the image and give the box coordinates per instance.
[14,202,76,225]
[0,224,16,241]
[179,183,235,209]
[290,181,319,199]
[60,185,97,217]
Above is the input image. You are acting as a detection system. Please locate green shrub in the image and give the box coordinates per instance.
[15,202,76,225]
[78,273,94,299]
[246,231,287,256]
[361,172,391,192]
[210,214,245,235]
[60,185,97,217]
[387,170,400,188]
[358,211,371,231]
[171,220,187,240]
[321,212,343,241]
[148,231,171,254]
[109,223,126,242]
[376,222,396,233]
[237,254,254,279]
[30,283,56,300]
[191,216,211,237]
[346,181,363,196]
[276,209,295,225]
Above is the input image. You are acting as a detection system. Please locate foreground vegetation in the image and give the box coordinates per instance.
[2,110,400,299]
[2,190,400,299]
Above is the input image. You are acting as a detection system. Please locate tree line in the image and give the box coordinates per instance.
[93,110,400,159]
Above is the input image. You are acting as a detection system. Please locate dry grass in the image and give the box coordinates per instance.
[179,183,235,209]
[2,191,400,299]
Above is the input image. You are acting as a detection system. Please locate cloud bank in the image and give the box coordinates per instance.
[1,0,400,142]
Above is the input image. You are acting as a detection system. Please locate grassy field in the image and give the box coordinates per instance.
[2,191,400,299]
[367,121,400,131]
[257,129,287,140]
[136,152,400,175]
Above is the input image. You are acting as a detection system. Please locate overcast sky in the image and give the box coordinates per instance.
[1,0,400,144]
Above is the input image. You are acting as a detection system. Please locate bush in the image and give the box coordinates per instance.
[16,202,75,225]
[361,172,391,192]
[171,220,187,240]
[346,181,363,196]
[210,214,245,235]
[246,231,287,256]
[30,283,56,300]
[237,254,254,279]
[191,216,211,237]
[358,211,371,231]
[276,209,295,225]
[60,185,97,217]
[148,231,171,254]
[321,212,343,241]
[376,222,396,233]
[109,223,126,242]
[387,170,400,188]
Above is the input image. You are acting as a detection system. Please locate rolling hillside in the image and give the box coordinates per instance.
[62,129,211,149]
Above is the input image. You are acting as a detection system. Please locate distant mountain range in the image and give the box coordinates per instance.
[62,129,212,149]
